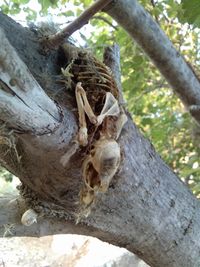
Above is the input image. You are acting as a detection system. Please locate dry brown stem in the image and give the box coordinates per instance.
[46,0,113,48]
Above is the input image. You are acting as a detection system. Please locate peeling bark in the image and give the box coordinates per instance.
[0,28,61,134]
[0,11,200,267]
[105,0,200,124]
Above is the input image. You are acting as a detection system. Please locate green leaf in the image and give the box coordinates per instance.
[182,167,200,177]
[0,5,9,14]
[23,8,37,21]
[181,0,200,27]
[12,0,29,3]
[64,10,75,17]
[38,0,58,15]
[82,0,92,7]
[8,3,21,15]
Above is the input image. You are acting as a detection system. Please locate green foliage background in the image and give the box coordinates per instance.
[1,0,200,196]
[181,0,200,28]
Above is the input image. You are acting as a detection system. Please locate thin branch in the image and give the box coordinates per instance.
[150,0,156,7]
[150,0,160,24]
[0,28,61,134]
[46,0,113,48]
[92,15,118,30]
[103,44,125,105]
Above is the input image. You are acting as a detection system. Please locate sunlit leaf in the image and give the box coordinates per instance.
[64,10,75,17]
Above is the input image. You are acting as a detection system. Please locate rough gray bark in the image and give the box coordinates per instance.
[0,11,200,267]
[0,193,94,237]
[105,0,200,124]
[0,218,148,267]
[103,44,124,105]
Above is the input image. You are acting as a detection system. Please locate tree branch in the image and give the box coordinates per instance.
[1,9,200,267]
[0,193,94,237]
[92,15,118,30]
[0,193,148,267]
[103,44,124,104]
[2,118,200,267]
[46,0,113,48]
[0,28,61,134]
[105,0,200,124]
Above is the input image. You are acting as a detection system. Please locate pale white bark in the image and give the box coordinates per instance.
[0,28,61,134]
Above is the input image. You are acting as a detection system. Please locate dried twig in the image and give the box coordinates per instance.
[46,0,113,48]
[103,44,125,105]
[150,0,160,24]
[92,15,118,30]
[151,0,156,7]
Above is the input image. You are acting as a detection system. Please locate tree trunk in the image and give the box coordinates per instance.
[0,10,200,267]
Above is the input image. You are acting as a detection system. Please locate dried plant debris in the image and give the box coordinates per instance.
[0,124,14,147]
[62,44,127,217]
[18,184,73,222]
[0,123,21,162]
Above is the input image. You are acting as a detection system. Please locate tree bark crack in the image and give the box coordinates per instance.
[37,103,62,122]
[13,92,33,110]
[183,219,193,236]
